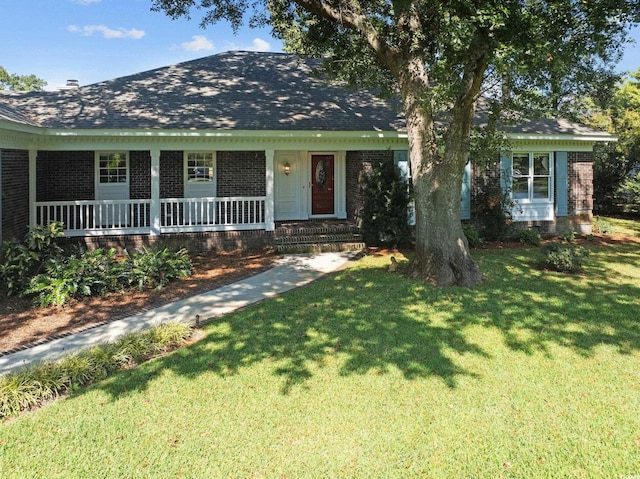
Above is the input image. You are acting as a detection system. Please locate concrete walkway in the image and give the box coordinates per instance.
[0,252,356,376]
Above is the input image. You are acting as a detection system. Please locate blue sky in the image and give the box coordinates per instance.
[1,0,639,91]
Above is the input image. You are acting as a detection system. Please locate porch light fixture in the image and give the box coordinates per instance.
[283,162,291,175]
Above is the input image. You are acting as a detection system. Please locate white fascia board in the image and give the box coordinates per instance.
[506,132,616,143]
[45,129,409,140]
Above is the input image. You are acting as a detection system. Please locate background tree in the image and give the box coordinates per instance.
[0,66,47,91]
[152,0,640,286]
[582,67,640,213]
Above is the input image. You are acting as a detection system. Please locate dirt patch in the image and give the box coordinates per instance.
[0,249,279,355]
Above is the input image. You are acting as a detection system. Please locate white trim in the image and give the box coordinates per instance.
[29,149,37,230]
[265,149,275,231]
[150,149,161,235]
[510,151,555,222]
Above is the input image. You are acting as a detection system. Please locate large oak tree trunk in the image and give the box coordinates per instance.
[400,62,483,287]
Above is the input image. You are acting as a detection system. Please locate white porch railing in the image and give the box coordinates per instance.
[161,197,266,232]
[33,197,267,236]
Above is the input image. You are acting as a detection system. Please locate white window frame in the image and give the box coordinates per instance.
[96,151,129,186]
[511,152,554,204]
[184,151,216,189]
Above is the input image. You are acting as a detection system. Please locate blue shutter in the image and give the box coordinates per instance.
[500,152,512,193]
[460,160,471,220]
[555,151,568,216]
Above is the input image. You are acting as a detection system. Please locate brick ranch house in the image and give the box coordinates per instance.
[0,51,613,250]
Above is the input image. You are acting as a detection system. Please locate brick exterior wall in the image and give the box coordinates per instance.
[130,151,151,199]
[467,152,595,234]
[36,151,94,201]
[1,149,30,240]
[216,151,266,197]
[346,150,395,222]
[63,230,274,254]
[160,151,184,198]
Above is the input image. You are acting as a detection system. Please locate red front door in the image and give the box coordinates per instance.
[311,154,335,215]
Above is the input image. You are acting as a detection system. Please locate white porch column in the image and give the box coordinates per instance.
[150,149,161,235]
[265,149,275,231]
[29,149,37,230]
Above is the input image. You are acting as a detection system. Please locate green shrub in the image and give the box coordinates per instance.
[539,243,590,273]
[0,323,193,420]
[561,230,577,243]
[462,224,483,248]
[518,228,542,246]
[472,169,516,241]
[0,222,65,297]
[360,160,411,247]
[25,245,192,307]
[124,246,192,291]
[593,217,614,234]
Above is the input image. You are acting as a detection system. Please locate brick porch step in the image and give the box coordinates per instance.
[274,221,365,253]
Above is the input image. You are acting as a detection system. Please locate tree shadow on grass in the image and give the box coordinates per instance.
[91,244,640,400]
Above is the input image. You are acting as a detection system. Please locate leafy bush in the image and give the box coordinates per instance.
[0,222,65,296]
[25,245,192,307]
[472,168,516,241]
[561,230,577,243]
[539,243,590,273]
[360,159,411,247]
[123,246,192,291]
[518,228,542,246]
[593,217,614,234]
[462,224,483,248]
[0,323,193,420]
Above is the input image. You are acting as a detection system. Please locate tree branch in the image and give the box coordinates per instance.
[291,0,402,74]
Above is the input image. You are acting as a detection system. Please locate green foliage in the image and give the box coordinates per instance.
[462,224,483,248]
[359,160,411,247]
[472,168,515,241]
[0,222,65,296]
[24,245,192,307]
[0,65,47,91]
[518,228,542,246]
[561,230,577,243]
[123,246,193,291]
[593,217,614,234]
[0,323,193,420]
[589,69,640,213]
[539,243,590,273]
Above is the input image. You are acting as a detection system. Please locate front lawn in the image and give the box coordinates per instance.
[1,235,639,477]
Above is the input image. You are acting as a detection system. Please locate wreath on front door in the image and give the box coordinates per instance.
[315,160,327,189]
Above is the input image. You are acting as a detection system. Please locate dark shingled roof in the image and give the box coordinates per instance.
[0,51,404,131]
[0,51,613,139]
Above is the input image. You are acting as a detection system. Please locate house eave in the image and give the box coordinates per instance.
[43,128,409,141]
[506,132,616,143]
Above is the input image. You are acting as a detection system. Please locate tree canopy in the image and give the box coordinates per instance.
[0,66,47,92]
[152,0,640,286]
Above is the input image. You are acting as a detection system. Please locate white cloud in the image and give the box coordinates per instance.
[68,24,145,40]
[181,35,215,52]
[225,37,272,52]
[248,38,271,52]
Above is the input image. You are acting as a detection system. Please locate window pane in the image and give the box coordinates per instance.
[99,153,127,184]
[512,154,529,177]
[533,154,550,175]
[187,153,214,182]
[512,178,529,199]
[533,177,549,198]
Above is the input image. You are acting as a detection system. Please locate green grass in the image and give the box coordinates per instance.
[2,241,640,477]
[601,215,640,237]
